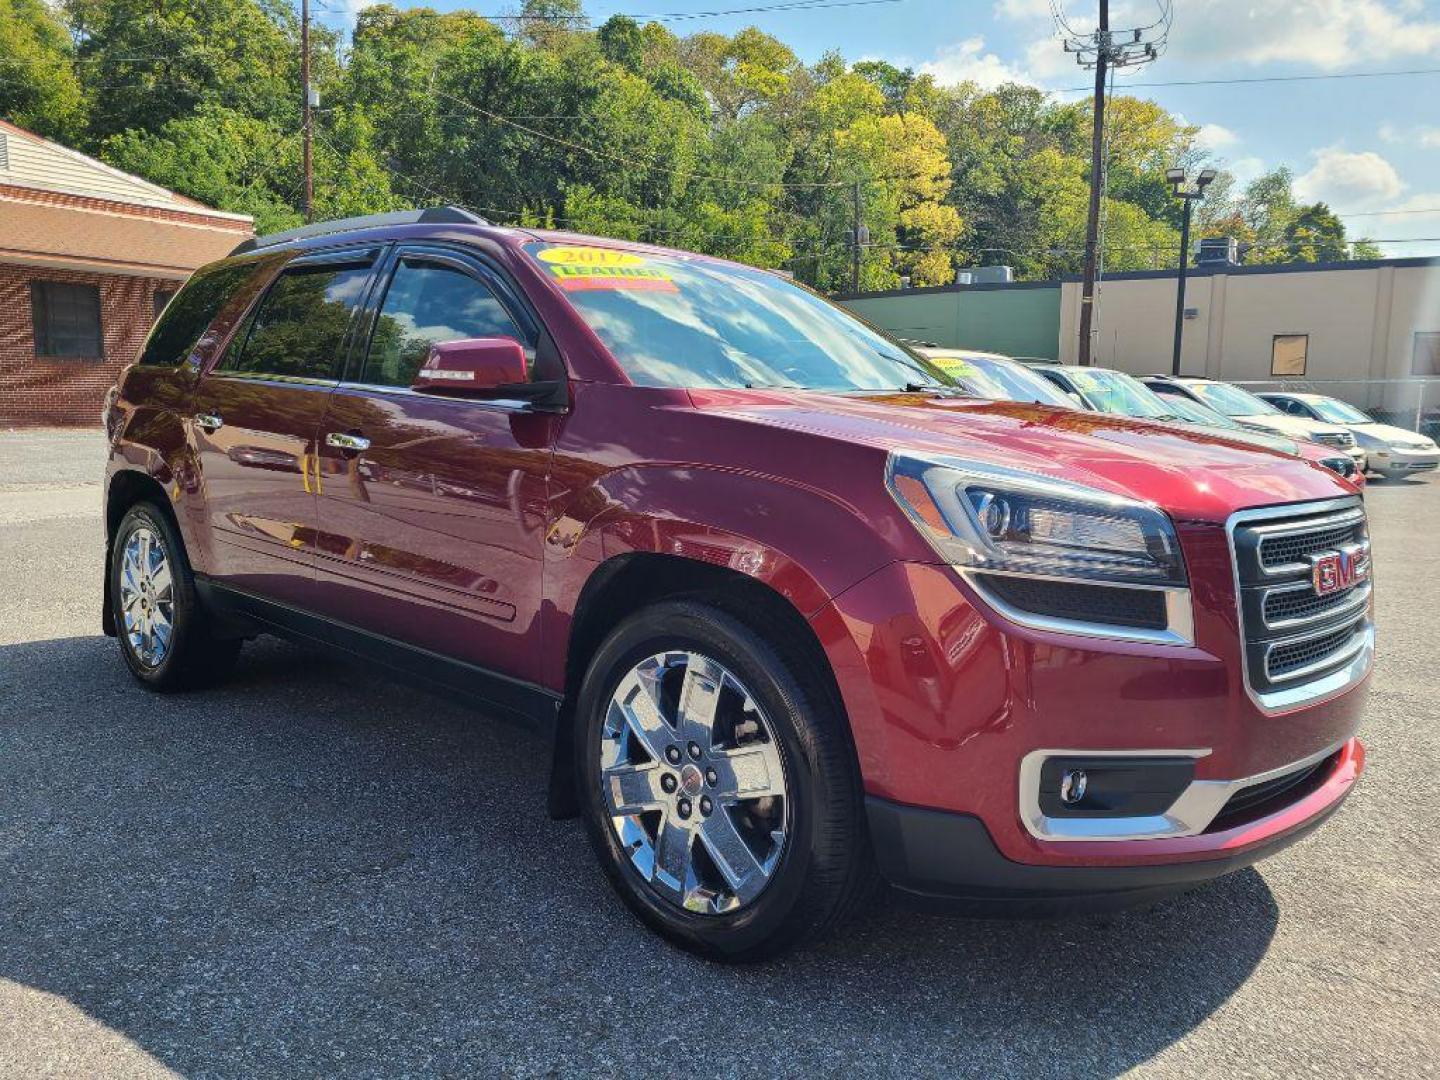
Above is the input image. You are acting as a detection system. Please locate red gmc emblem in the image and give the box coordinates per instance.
[1311,543,1369,597]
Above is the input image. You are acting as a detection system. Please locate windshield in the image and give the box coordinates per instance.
[525,242,951,391]
[1066,368,1174,419]
[1189,381,1282,417]
[1307,397,1373,424]
[925,353,1074,407]
[1161,394,1243,429]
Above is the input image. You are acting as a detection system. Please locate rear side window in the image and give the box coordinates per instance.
[139,263,256,367]
[362,259,523,387]
[223,263,371,380]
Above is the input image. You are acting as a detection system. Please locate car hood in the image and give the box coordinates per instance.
[1233,413,1348,440]
[688,389,1352,522]
[1354,422,1435,448]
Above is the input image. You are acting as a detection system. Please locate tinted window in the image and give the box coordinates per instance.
[32,281,102,358]
[363,259,523,387]
[139,263,255,367]
[225,264,371,380]
[153,289,177,318]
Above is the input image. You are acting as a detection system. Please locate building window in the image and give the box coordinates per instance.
[31,281,104,359]
[153,288,178,319]
[1271,333,1308,377]
[1414,332,1440,377]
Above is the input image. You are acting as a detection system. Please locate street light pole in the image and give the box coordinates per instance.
[1170,194,1192,377]
[1165,167,1216,377]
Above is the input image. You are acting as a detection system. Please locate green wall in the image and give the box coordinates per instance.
[841,285,1061,359]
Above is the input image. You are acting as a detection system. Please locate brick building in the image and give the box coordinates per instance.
[0,119,253,427]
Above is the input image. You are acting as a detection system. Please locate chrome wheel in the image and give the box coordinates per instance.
[600,651,788,915]
[118,525,175,668]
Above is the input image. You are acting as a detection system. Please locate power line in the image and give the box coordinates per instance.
[478,0,905,20]
[432,89,852,190]
[1059,66,1440,92]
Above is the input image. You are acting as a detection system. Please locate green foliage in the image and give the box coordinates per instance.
[1,0,1383,287]
[0,0,86,141]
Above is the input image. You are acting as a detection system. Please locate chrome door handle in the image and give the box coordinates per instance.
[325,432,371,452]
[194,413,224,432]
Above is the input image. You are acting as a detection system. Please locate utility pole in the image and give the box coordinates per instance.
[850,181,867,294]
[1166,168,1216,376]
[301,0,313,222]
[1057,0,1166,364]
[1076,0,1108,367]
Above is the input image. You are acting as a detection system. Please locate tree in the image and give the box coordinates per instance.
[0,0,86,141]
[1281,203,1349,263]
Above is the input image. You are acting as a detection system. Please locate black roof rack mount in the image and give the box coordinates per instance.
[230,206,490,256]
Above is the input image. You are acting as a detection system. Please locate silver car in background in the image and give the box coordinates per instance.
[1259,391,1439,480]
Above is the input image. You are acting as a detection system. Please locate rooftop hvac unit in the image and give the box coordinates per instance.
[1196,237,1239,267]
[955,265,1014,284]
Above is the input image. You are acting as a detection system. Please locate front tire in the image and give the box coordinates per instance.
[110,501,240,691]
[575,598,875,961]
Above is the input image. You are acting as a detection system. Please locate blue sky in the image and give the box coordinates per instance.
[322,0,1440,256]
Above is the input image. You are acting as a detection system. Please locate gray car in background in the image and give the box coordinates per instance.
[1259,391,1439,480]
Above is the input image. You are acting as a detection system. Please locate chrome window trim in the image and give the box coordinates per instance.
[1018,740,1344,841]
[333,380,542,413]
[1226,496,1374,714]
[959,568,1195,647]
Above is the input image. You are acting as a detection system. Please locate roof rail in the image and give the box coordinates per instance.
[229,206,490,256]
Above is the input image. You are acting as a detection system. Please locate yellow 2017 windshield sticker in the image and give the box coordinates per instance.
[535,245,678,293]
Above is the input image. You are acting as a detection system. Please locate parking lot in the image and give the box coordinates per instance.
[1,428,1436,1079]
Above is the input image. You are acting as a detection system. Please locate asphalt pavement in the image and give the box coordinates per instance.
[1,429,1436,1078]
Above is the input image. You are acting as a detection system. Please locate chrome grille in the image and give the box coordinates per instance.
[1258,515,1366,570]
[1263,580,1370,628]
[1231,499,1373,704]
[1312,431,1355,449]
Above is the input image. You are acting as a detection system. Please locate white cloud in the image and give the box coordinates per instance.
[1425,129,1440,149]
[999,0,1440,71]
[1295,146,1406,207]
[917,37,1036,89]
[1194,123,1239,151]
[1228,157,1267,187]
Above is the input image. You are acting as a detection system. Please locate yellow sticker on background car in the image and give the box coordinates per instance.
[535,246,678,292]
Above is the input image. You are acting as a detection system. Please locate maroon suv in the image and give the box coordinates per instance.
[103,208,1371,960]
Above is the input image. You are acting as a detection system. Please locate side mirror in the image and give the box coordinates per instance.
[412,337,528,396]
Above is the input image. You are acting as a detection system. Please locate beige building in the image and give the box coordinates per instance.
[1058,258,1440,403]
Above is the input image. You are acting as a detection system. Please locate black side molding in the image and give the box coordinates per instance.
[195,578,562,734]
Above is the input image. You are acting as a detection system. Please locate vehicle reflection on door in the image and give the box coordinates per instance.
[189,377,329,608]
[312,387,556,685]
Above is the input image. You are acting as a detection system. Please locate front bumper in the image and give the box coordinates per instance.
[810,513,1371,879]
[1369,446,1440,475]
[867,738,1363,906]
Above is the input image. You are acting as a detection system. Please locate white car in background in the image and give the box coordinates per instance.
[917,348,1079,407]
[1141,376,1368,473]
[1258,391,1440,480]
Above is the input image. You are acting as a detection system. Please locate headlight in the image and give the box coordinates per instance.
[886,453,1193,645]
[886,453,1187,586]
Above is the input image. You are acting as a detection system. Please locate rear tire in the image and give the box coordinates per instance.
[575,598,876,961]
[110,501,240,691]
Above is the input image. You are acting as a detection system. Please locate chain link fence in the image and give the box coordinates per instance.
[1230,377,1440,438]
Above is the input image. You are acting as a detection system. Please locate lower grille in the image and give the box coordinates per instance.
[1207,754,1334,832]
[977,574,1168,630]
